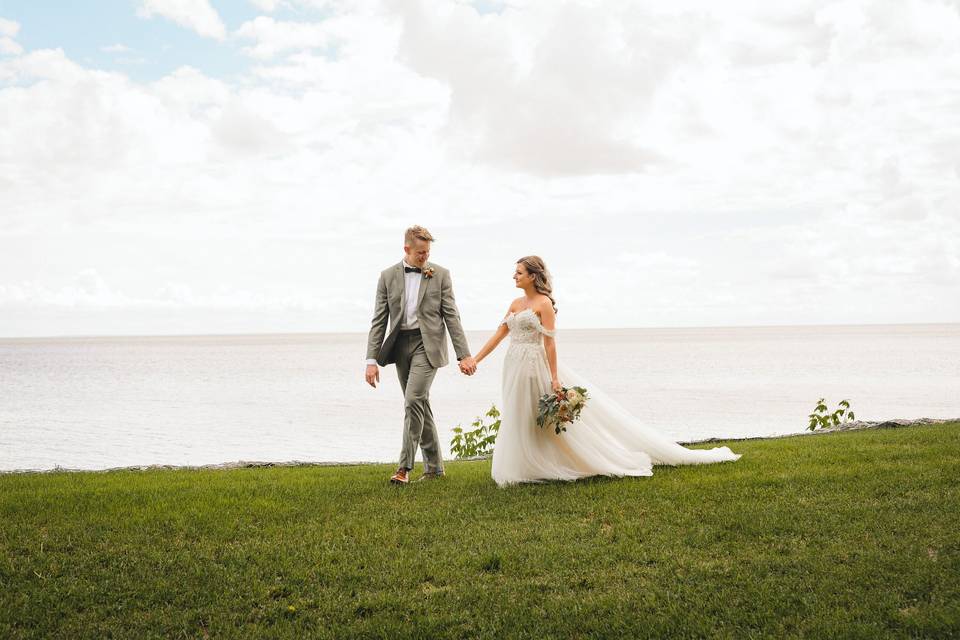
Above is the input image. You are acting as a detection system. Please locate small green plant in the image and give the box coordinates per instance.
[450,404,500,459]
[808,398,855,431]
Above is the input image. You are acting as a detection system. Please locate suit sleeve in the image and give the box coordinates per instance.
[440,269,471,360]
[366,273,389,362]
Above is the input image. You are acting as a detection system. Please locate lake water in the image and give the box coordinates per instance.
[1,324,958,472]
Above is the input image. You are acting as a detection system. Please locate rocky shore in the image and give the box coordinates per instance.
[681,417,959,445]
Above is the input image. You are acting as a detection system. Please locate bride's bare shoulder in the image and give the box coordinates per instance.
[508,297,526,312]
[533,294,553,313]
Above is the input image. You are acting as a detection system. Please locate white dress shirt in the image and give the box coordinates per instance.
[399,260,422,331]
[366,260,422,367]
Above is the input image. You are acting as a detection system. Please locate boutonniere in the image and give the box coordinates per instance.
[423,266,435,279]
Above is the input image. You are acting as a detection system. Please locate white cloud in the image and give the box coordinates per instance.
[0,17,19,37]
[0,268,334,312]
[0,17,21,56]
[0,37,21,56]
[234,16,335,59]
[615,251,700,281]
[390,0,960,183]
[392,1,688,176]
[137,0,227,41]
[2,1,960,337]
[0,269,132,308]
[101,43,133,53]
[249,0,283,11]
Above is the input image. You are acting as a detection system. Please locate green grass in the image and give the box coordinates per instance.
[2,423,959,639]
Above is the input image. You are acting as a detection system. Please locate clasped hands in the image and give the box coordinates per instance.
[458,356,478,376]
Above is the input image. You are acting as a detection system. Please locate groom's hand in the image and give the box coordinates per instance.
[459,356,477,376]
[365,364,380,388]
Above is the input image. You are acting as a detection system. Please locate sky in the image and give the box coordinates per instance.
[1,0,958,337]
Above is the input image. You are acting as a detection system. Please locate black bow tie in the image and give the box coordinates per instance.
[404,266,422,273]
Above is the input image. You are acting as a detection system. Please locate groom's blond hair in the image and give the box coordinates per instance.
[405,225,435,245]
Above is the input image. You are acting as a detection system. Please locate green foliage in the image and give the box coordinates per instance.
[449,404,501,459]
[808,397,856,431]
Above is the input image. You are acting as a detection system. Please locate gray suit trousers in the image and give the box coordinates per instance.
[395,330,443,472]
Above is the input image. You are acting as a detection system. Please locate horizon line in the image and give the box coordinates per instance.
[2,319,958,341]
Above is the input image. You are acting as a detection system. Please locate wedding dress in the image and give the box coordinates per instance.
[490,309,741,487]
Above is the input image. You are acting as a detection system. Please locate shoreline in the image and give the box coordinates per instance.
[680,416,957,444]
[2,417,956,476]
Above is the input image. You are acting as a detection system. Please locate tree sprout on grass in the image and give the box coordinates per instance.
[450,404,500,458]
[809,398,855,431]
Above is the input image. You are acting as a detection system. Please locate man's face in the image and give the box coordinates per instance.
[404,238,431,267]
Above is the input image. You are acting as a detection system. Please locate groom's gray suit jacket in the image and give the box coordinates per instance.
[366,262,471,369]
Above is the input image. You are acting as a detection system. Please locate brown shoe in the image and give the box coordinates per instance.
[415,470,445,482]
[390,468,409,484]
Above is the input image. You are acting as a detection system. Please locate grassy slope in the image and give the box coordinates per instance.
[1,422,958,639]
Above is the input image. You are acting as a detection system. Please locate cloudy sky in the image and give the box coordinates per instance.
[1,0,958,337]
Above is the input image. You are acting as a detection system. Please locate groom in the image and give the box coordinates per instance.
[365,225,477,485]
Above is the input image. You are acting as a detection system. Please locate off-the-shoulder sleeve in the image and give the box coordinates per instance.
[538,325,556,337]
[500,314,511,328]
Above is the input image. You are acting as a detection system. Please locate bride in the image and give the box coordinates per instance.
[470,255,742,487]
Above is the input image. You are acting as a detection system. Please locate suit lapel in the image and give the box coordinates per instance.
[416,263,431,310]
[394,262,406,319]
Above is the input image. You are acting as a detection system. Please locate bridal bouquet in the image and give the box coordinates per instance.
[537,386,590,435]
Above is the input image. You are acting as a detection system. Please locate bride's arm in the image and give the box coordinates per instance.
[475,307,515,364]
[539,303,560,390]
[474,321,509,365]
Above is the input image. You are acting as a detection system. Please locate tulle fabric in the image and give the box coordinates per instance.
[490,309,742,487]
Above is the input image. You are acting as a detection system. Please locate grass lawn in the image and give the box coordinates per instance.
[2,422,958,639]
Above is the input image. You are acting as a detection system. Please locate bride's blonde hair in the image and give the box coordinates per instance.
[517,255,557,314]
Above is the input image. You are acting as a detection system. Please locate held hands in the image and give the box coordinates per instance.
[551,378,563,393]
[459,356,478,376]
[365,364,380,388]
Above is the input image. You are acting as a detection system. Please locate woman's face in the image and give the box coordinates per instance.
[514,263,533,289]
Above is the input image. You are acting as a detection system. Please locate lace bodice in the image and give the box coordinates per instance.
[502,308,556,345]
